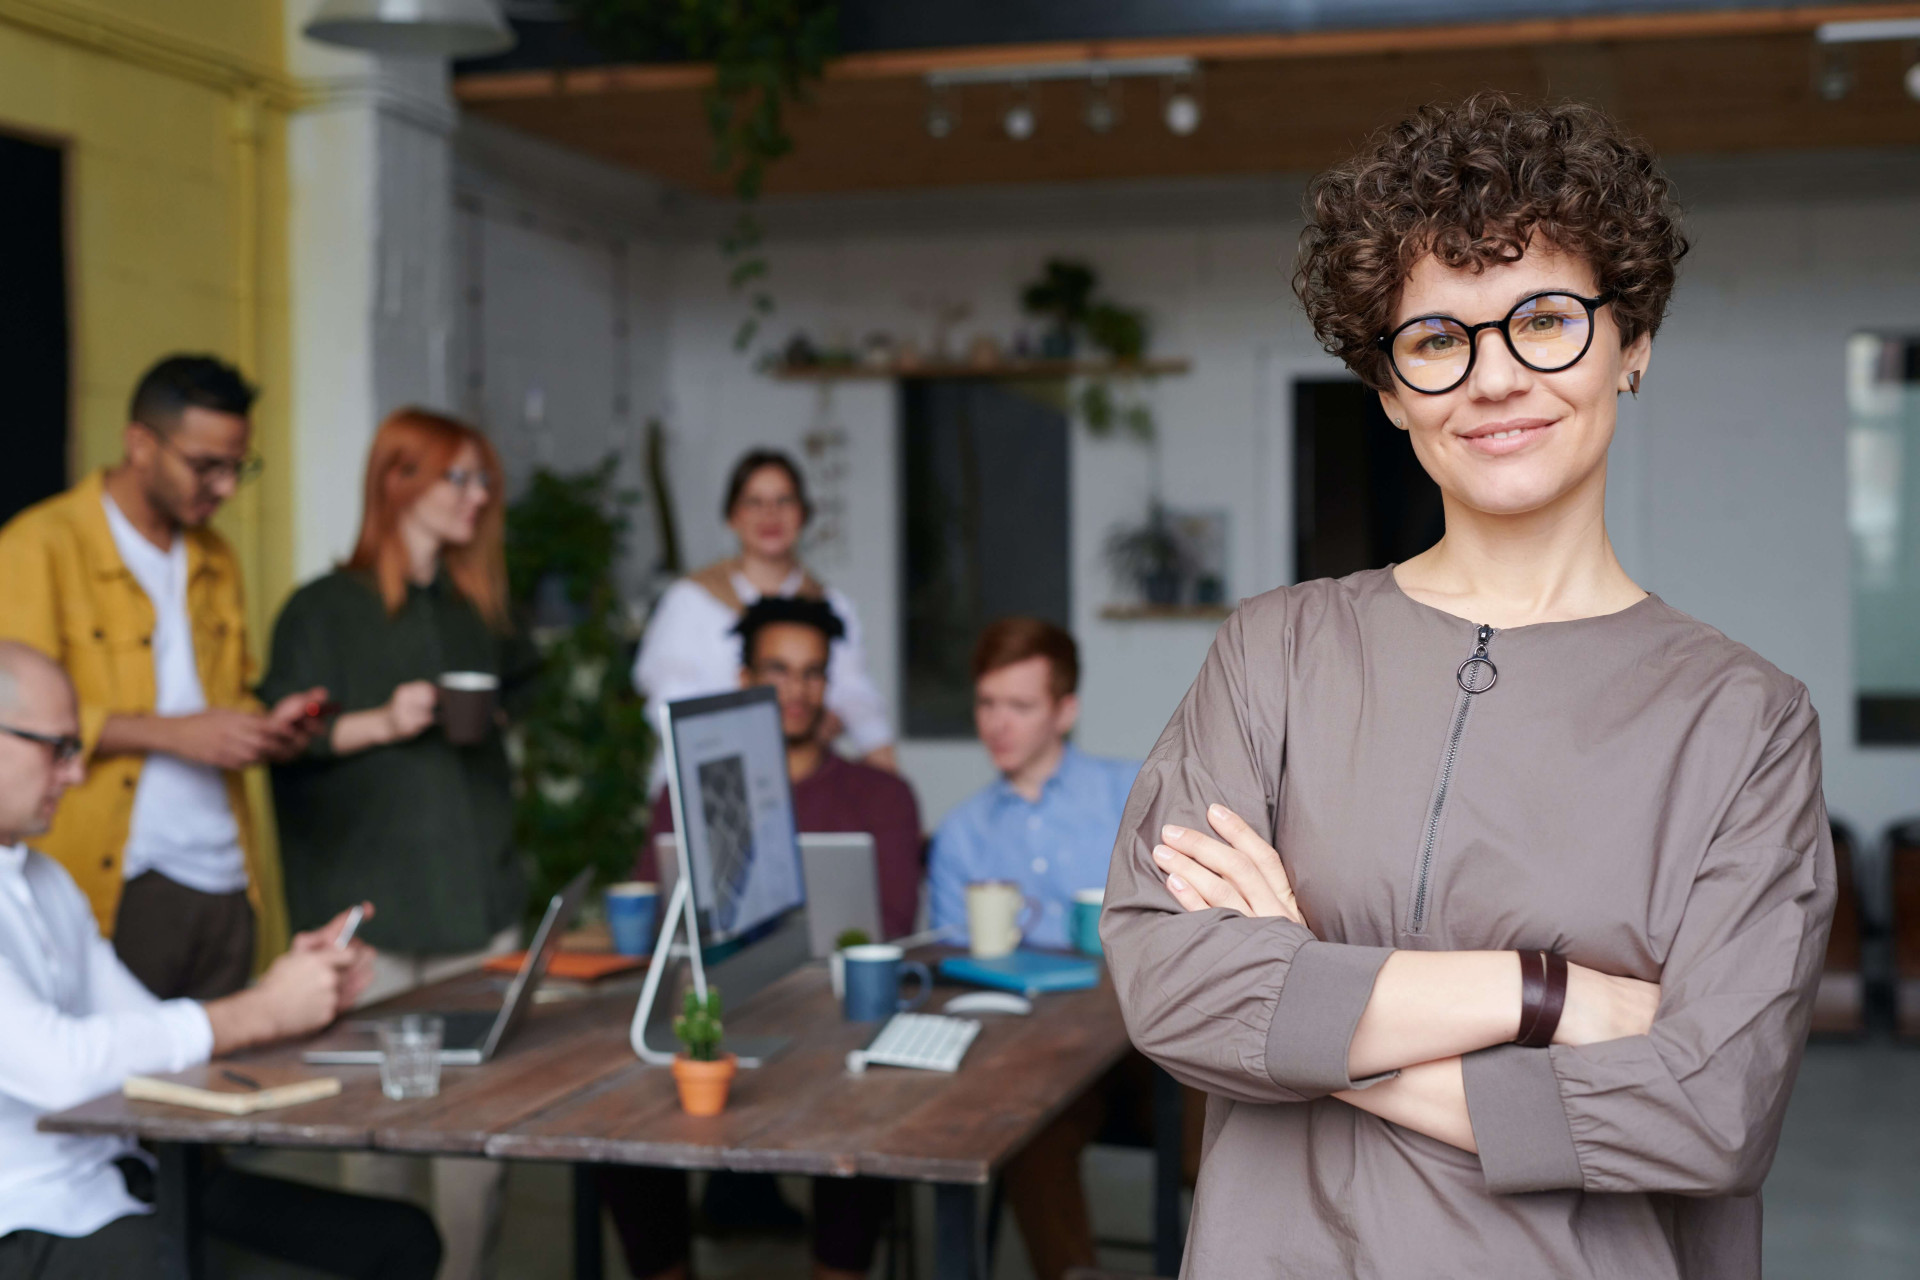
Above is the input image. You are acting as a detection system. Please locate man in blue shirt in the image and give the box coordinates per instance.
[927,618,1151,1280]
[929,618,1138,950]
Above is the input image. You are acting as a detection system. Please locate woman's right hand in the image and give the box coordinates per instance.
[383,680,438,742]
[1555,963,1662,1046]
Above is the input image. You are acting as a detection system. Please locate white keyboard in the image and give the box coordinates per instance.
[846,1012,981,1074]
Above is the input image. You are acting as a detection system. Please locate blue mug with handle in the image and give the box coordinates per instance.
[841,944,932,1021]
[1070,888,1104,956]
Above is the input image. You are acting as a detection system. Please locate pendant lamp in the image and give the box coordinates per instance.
[304,0,516,59]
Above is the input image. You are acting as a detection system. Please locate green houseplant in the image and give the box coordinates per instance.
[504,457,655,922]
[1105,504,1187,606]
[670,986,737,1114]
[1018,257,1159,440]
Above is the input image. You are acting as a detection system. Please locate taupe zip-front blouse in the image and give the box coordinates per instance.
[1103,568,1834,1280]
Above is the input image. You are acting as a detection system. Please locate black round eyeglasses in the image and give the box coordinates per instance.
[1376,290,1616,395]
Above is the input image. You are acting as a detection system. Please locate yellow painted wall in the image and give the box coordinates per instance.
[0,0,296,959]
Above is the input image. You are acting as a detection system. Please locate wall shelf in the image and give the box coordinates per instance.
[769,357,1191,382]
[1099,604,1232,622]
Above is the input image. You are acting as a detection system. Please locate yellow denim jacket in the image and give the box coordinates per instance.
[0,470,263,933]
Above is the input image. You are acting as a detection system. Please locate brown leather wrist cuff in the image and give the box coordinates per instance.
[1515,950,1567,1049]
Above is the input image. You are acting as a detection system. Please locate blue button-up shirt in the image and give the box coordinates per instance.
[928,745,1142,951]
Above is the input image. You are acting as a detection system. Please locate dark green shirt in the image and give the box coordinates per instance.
[260,570,537,954]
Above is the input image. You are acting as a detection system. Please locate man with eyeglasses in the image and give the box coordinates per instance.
[604,596,923,1280]
[0,354,325,1002]
[0,640,444,1279]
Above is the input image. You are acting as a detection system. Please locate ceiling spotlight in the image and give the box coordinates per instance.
[926,86,957,139]
[1084,73,1120,134]
[1163,73,1202,136]
[1003,85,1037,141]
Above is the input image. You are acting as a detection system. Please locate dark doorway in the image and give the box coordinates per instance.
[901,379,1070,738]
[1294,379,1444,582]
[0,132,68,525]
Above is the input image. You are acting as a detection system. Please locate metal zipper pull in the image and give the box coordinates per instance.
[1456,623,1498,694]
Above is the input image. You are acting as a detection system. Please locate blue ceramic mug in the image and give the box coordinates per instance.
[1070,888,1104,956]
[605,882,659,956]
[841,944,932,1021]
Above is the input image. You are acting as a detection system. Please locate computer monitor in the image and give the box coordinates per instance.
[660,687,806,947]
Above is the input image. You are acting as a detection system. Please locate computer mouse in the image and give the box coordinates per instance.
[944,991,1032,1016]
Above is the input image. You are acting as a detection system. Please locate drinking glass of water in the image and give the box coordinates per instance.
[377,1014,444,1100]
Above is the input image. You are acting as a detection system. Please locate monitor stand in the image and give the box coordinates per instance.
[629,875,789,1068]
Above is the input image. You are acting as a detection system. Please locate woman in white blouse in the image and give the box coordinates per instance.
[634,449,896,770]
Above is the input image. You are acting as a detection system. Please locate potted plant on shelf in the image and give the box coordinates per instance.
[1020,259,1096,359]
[671,987,736,1116]
[1105,504,1188,607]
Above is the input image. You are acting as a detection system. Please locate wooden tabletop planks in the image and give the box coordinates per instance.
[486,955,1133,1184]
[41,951,1135,1187]
[39,974,641,1155]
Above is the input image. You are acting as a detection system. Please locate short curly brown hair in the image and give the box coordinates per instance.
[1293,93,1688,391]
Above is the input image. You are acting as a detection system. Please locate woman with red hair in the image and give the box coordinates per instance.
[259,408,534,1280]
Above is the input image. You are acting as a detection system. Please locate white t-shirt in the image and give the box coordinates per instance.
[0,842,212,1238]
[631,567,893,786]
[101,494,248,895]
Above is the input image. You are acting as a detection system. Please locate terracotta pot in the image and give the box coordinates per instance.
[671,1053,738,1116]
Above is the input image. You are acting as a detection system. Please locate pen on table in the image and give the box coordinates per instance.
[221,1068,262,1091]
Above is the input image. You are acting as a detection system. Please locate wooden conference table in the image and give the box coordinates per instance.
[40,951,1185,1280]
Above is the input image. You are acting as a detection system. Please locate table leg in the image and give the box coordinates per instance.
[572,1164,604,1280]
[933,1183,980,1280]
[154,1142,205,1280]
[1153,1064,1185,1277]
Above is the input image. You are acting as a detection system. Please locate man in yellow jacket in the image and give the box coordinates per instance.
[0,355,324,1000]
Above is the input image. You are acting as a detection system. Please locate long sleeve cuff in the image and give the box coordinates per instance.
[1263,941,1396,1095]
[1463,1044,1584,1193]
[162,998,216,1070]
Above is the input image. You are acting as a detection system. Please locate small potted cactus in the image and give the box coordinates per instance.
[670,986,736,1116]
[830,928,871,1000]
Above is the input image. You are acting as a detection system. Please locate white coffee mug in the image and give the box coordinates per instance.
[965,880,1041,959]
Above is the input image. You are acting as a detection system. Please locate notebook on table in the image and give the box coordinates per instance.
[937,950,1100,997]
[124,1066,341,1115]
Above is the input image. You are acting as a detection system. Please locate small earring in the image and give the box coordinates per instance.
[1392,417,1405,428]
[1627,370,1641,397]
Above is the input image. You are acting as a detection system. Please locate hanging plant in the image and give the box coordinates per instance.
[571,0,840,350]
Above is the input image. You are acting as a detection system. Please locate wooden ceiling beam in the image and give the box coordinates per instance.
[456,2,1920,103]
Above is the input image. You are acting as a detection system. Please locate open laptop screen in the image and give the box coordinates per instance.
[661,687,805,946]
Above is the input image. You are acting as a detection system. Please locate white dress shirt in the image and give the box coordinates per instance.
[101,493,247,895]
[632,568,894,778]
[0,842,213,1239]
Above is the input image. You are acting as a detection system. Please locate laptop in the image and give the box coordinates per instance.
[304,867,594,1067]
[799,832,882,956]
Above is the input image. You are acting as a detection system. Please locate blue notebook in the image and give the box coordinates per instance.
[939,950,1100,996]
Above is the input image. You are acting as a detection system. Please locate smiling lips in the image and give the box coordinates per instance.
[1458,418,1554,456]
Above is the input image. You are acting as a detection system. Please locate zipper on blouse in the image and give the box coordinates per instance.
[1407,623,1498,935]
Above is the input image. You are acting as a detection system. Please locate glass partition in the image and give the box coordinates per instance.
[1849,333,1920,744]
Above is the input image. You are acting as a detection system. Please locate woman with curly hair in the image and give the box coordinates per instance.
[1103,94,1832,1278]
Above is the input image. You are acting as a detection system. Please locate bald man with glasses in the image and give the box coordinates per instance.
[0,642,440,1280]
[0,354,327,1001]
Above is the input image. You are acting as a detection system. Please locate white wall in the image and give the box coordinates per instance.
[284,3,460,577]
[457,127,1920,850]
[450,119,676,598]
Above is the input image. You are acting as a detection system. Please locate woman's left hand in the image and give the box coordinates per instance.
[1153,804,1305,925]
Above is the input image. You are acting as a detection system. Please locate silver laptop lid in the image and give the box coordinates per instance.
[799,832,882,958]
[479,866,594,1060]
